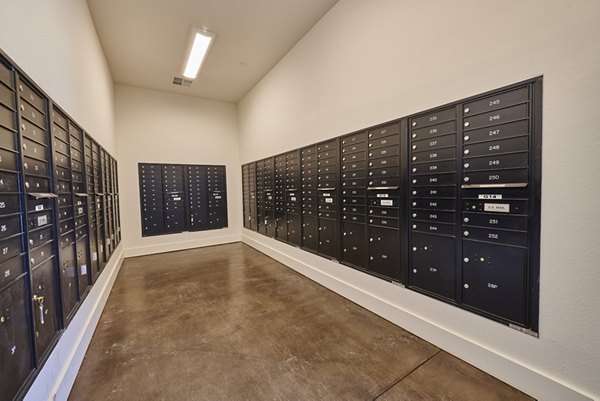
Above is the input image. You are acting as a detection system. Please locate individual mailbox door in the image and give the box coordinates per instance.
[342,222,367,269]
[0,277,34,401]
[462,241,528,324]
[31,258,60,362]
[369,226,400,280]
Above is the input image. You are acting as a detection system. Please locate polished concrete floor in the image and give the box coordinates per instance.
[69,243,534,401]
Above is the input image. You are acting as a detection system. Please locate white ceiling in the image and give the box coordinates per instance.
[86,0,338,103]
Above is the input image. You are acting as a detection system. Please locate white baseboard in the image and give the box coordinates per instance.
[23,245,125,401]
[124,234,242,258]
[242,234,594,401]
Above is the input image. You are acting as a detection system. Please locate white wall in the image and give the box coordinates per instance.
[115,85,241,257]
[0,1,122,401]
[238,1,600,400]
[0,0,115,153]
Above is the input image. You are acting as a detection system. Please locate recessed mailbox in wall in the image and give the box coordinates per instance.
[138,163,228,237]
[242,77,542,335]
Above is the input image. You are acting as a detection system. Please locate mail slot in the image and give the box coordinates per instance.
[411,108,456,129]
[410,232,456,299]
[22,157,48,177]
[368,123,400,139]
[369,145,400,159]
[369,134,399,149]
[72,171,83,182]
[317,141,337,152]
[411,147,455,163]
[342,188,366,197]
[0,148,17,172]
[29,241,53,267]
[342,160,367,171]
[319,164,337,174]
[318,203,336,212]
[463,168,529,187]
[54,166,70,180]
[318,210,337,219]
[69,134,82,151]
[0,277,34,401]
[463,226,528,247]
[464,152,528,172]
[53,125,68,143]
[318,157,336,167]
[0,104,16,131]
[341,152,366,162]
[27,210,52,230]
[71,159,82,172]
[411,198,456,211]
[368,197,399,208]
[317,180,336,188]
[463,87,529,117]
[411,172,456,186]
[0,62,14,89]
[0,254,25,288]
[369,177,400,187]
[411,186,456,198]
[412,210,455,224]
[369,207,399,218]
[464,136,528,158]
[318,173,337,182]
[0,83,15,110]
[343,214,366,224]
[462,240,528,324]
[27,198,52,214]
[21,138,47,160]
[411,160,455,175]
[342,141,366,154]
[463,198,528,215]
[342,132,367,145]
[28,226,52,248]
[20,120,47,145]
[0,235,22,264]
[342,205,366,214]
[462,212,527,231]
[0,126,17,151]
[53,152,69,168]
[463,103,529,130]
[59,206,74,220]
[368,155,400,168]
[464,119,529,144]
[53,138,69,155]
[318,150,337,159]
[75,216,86,227]
[60,231,76,248]
[342,179,366,188]
[412,221,455,236]
[59,218,75,234]
[56,179,71,194]
[71,148,82,162]
[19,82,45,112]
[342,169,366,179]
[368,166,400,178]
[412,134,455,153]
[318,194,337,204]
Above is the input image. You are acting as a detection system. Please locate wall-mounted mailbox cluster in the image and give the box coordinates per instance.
[242,78,541,334]
[138,163,228,237]
[0,51,121,401]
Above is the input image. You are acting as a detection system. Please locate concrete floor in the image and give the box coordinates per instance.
[69,242,534,401]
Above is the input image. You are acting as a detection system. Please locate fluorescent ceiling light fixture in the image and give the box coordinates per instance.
[183,28,215,79]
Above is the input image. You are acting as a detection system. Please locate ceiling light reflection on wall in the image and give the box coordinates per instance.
[182,28,215,79]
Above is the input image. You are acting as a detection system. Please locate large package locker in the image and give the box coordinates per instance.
[367,123,403,281]
[340,131,368,269]
[285,150,301,246]
[316,139,340,260]
[206,165,227,229]
[274,154,286,241]
[300,145,318,252]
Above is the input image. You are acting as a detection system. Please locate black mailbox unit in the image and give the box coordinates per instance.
[340,130,368,270]
[241,162,257,231]
[274,154,286,241]
[241,78,541,335]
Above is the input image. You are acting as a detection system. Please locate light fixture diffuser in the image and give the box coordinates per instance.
[182,28,215,79]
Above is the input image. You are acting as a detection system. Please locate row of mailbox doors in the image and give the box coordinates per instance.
[241,77,541,335]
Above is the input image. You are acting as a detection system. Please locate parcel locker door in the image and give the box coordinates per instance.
[301,215,318,252]
[275,210,287,242]
[410,233,456,300]
[88,227,99,281]
[369,226,400,280]
[265,210,276,237]
[287,214,301,246]
[318,218,339,260]
[342,222,367,269]
[59,242,78,321]
[0,277,34,401]
[31,259,60,361]
[462,241,528,325]
[76,238,90,295]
